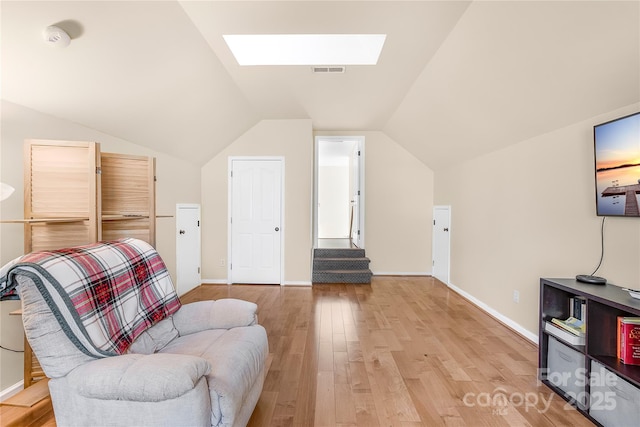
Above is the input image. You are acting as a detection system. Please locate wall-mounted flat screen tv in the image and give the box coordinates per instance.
[594,112,640,216]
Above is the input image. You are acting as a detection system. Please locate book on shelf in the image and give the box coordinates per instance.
[617,316,622,360]
[545,321,585,346]
[569,296,587,321]
[618,316,640,366]
[551,316,585,336]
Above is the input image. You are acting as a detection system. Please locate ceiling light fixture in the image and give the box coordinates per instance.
[43,25,71,48]
[223,34,386,66]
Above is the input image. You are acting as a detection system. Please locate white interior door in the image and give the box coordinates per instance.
[230,158,283,284]
[432,205,451,285]
[176,203,201,296]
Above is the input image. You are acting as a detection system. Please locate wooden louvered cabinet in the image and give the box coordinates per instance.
[22,139,156,251]
[23,139,101,253]
[100,152,156,246]
[18,139,157,388]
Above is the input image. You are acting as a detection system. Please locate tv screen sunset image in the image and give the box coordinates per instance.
[594,112,640,216]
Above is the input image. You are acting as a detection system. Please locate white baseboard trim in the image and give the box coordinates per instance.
[0,380,23,402]
[284,281,312,286]
[201,279,228,284]
[200,279,312,286]
[372,271,430,276]
[447,281,538,344]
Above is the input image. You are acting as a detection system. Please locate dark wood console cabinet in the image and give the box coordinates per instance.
[539,278,640,426]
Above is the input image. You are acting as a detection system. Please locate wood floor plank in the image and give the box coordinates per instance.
[333,351,349,385]
[334,381,357,424]
[352,391,380,427]
[314,371,336,427]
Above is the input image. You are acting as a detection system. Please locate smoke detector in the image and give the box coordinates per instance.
[43,26,71,48]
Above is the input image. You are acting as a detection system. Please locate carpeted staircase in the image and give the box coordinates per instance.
[312,247,372,284]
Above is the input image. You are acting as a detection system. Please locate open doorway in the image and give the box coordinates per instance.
[313,136,365,249]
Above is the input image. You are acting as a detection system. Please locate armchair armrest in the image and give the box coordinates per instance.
[67,353,210,402]
[173,299,258,336]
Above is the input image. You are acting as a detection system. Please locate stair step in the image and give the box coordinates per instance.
[313,257,370,271]
[312,246,372,284]
[0,396,53,427]
[314,248,365,259]
[0,379,50,408]
[0,379,51,427]
[312,269,372,284]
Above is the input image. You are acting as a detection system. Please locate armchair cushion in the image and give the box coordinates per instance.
[68,353,210,401]
[18,274,98,378]
[128,317,179,354]
[172,299,258,335]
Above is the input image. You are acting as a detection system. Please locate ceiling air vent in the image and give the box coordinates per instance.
[312,66,346,74]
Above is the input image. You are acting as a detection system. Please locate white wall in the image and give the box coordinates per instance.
[200,125,436,283]
[0,100,200,390]
[317,131,434,275]
[434,103,640,336]
[201,119,314,284]
[318,164,350,238]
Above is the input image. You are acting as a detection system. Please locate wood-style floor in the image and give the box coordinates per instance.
[2,276,592,426]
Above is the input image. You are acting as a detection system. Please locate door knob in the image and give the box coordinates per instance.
[275,227,279,232]
[179,230,185,235]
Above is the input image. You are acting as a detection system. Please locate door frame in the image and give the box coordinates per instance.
[432,205,451,286]
[313,136,365,248]
[175,203,201,296]
[227,156,285,285]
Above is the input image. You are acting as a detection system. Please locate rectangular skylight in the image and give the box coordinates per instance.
[223,34,386,66]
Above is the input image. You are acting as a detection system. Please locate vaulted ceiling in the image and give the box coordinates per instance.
[2,1,638,170]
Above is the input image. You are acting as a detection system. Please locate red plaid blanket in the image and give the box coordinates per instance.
[1,238,181,356]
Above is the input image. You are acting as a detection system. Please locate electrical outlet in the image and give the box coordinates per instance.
[513,290,520,303]
[219,258,225,267]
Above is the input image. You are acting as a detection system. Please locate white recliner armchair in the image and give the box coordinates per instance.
[1,238,268,427]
